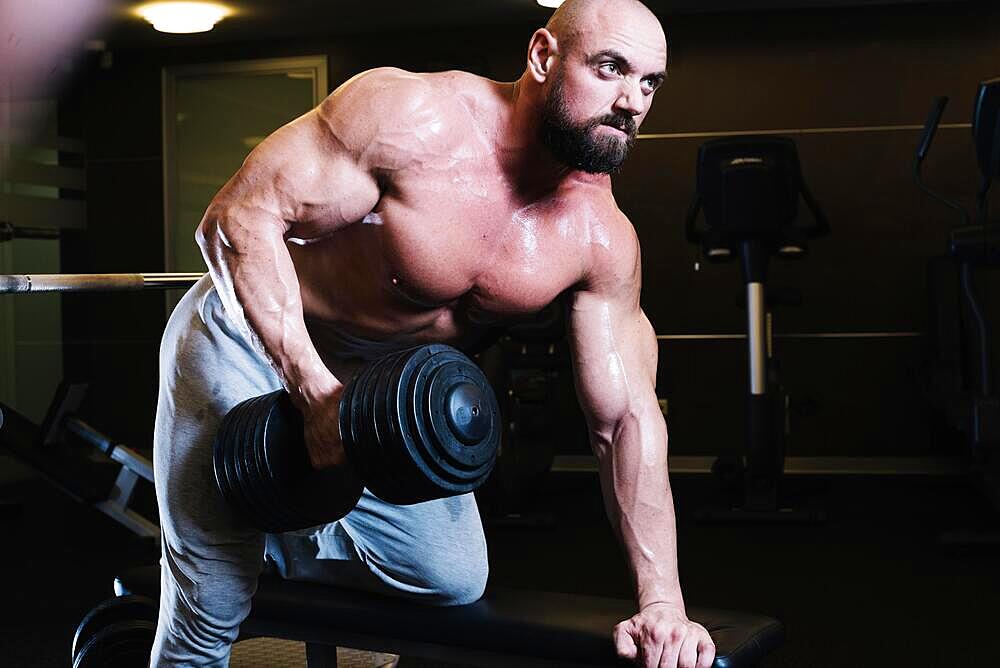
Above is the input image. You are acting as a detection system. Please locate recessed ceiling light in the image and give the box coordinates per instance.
[537,0,564,7]
[134,2,232,34]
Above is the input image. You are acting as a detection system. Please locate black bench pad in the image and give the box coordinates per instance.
[116,566,782,667]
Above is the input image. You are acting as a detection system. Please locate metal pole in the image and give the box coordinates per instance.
[0,272,204,294]
[747,282,767,396]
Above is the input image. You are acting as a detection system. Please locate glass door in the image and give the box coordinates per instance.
[162,57,327,309]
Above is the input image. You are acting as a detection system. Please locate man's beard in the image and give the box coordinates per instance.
[540,72,637,175]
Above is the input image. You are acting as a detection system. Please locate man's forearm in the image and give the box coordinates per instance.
[197,206,339,410]
[593,403,683,610]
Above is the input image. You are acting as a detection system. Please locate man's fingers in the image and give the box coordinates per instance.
[677,629,701,668]
[642,635,665,668]
[614,621,638,660]
[654,627,682,668]
[696,631,716,668]
[617,614,716,668]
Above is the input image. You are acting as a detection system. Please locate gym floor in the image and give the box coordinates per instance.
[0,453,996,667]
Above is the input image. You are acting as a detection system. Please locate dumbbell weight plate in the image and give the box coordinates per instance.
[386,347,441,501]
[237,394,291,532]
[422,361,499,473]
[214,394,258,513]
[346,353,399,496]
[245,394,301,532]
[337,362,365,477]
[416,361,498,490]
[376,346,442,502]
[219,397,260,524]
[382,344,462,504]
[383,346,439,501]
[399,349,498,497]
[368,349,422,503]
[212,402,240,511]
[231,395,277,529]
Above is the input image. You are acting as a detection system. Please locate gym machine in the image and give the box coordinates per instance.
[476,303,567,529]
[915,77,1000,545]
[0,382,160,544]
[686,136,830,522]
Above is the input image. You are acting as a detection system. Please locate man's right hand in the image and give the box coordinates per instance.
[299,386,348,470]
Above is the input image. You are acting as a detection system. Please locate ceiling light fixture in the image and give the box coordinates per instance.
[134,2,232,34]
[537,0,564,7]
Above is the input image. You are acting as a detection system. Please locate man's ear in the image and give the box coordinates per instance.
[527,28,559,84]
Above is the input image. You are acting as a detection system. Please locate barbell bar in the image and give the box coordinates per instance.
[0,273,204,294]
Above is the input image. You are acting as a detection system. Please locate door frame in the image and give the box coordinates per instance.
[161,56,328,273]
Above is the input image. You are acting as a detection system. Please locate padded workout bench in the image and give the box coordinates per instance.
[111,564,783,667]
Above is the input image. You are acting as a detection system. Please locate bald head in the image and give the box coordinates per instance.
[545,0,666,57]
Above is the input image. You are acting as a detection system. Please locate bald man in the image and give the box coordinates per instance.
[152,1,716,667]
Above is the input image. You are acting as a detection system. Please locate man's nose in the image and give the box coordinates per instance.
[613,78,644,117]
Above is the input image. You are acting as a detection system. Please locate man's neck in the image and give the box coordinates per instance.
[498,75,609,196]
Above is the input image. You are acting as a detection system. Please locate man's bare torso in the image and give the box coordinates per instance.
[286,69,622,356]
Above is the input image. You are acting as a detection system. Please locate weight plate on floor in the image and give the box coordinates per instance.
[73,620,156,668]
[72,595,156,662]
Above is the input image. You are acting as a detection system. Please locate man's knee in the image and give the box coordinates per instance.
[153,604,239,667]
[153,562,256,666]
[417,549,489,606]
[444,556,489,605]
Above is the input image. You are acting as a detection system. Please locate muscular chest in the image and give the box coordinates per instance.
[372,173,587,317]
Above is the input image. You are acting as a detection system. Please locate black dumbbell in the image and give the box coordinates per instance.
[213,344,500,532]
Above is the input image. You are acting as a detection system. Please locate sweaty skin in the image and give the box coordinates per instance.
[196,1,714,667]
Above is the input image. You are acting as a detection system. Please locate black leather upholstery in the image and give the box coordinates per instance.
[115,565,782,667]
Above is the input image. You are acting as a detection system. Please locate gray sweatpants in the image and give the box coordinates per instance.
[151,276,489,667]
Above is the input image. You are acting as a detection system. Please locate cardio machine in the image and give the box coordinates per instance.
[915,78,1000,544]
[685,136,830,522]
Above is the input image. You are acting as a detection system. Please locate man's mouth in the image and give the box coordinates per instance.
[599,116,634,135]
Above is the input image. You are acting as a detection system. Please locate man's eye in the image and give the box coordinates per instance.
[600,62,620,75]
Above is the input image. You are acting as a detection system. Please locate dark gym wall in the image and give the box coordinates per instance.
[56,3,999,456]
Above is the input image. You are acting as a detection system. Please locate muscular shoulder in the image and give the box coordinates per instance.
[316,67,489,172]
[570,190,641,301]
